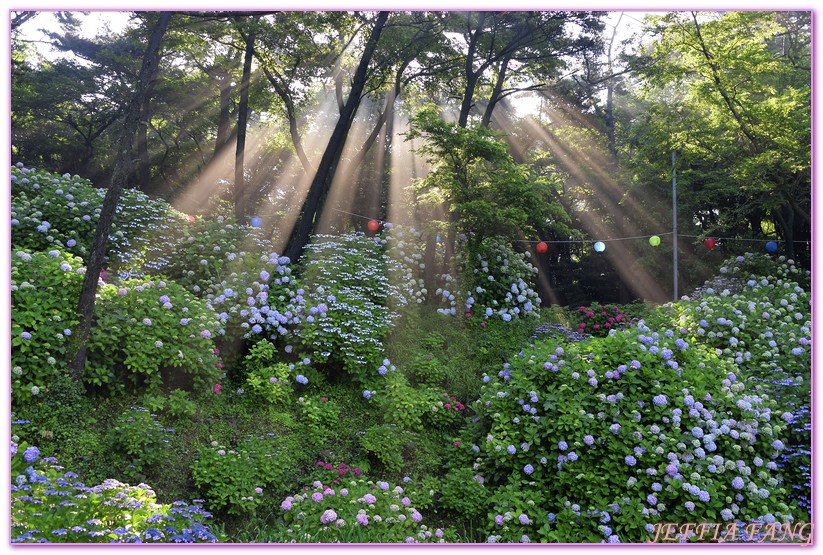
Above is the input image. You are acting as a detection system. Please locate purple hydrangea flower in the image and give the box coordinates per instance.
[624,455,637,466]
[320,509,337,524]
[584,435,594,445]
[519,514,530,525]
[23,446,40,463]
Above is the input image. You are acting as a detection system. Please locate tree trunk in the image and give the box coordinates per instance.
[234,20,257,221]
[480,53,511,128]
[134,93,152,190]
[284,11,389,263]
[68,12,172,381]
[214,69,233,157]
[457,12,486,128]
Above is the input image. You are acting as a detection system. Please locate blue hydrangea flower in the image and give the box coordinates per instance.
[23,446,40,463]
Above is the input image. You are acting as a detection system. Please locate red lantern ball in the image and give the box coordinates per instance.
[704,237,717,250]
[367,219,380,232]
[536,241,548,254]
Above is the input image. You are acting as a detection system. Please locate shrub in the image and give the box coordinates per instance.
[372,371,437,432]
[10,164,183,272]
[242,339,294,404]
[11,249,222,399]
[277,477,455,543]
[10,439,219,543]
[471,321,797,543]
[293,233,409,378]
[360,424,408,473]
[299,395,341,447]
[166,389,197,419]
[574,301,635,336]
[192,435,291,515]
[422,392,467,430]
[438,466,489,519]
[413,353,447,385]
[140,215,276,295]
[678,253,811,518]
[88,277,222,393]
[105,406,171,476]
[11,249,83,403]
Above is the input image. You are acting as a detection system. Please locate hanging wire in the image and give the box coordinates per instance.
[330,208,809,246]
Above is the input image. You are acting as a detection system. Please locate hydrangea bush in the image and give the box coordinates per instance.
[11,164,183,271]
[139,214,276,294]
[575,302,636,336]
[11,249,84,402]
[89,278,222,392]
[470,325,796,543]
[458,252,811,545]
[291,233,410,377]
[11,440,219,543]
[675,254,811,518]
[434,237,541,321]
[277,477,456,543]
[191,434,292,515]
[11,247,222,399]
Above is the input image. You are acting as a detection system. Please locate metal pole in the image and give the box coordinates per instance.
[672,151,678,301]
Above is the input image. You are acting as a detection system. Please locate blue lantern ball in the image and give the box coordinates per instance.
[594,241,606,253]
[765,241,778,253]
[250,216,262,228]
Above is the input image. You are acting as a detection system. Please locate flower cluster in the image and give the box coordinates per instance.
[425,392,466,429]
[434,237,542,321]
[277,477,453,543]
[575,302,635,336]
[11,440,219,543]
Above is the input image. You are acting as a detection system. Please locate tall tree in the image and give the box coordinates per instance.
[69,12,172,381]
[284,11,390,263]
[233,16,258,220]
[628,11,811,261]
